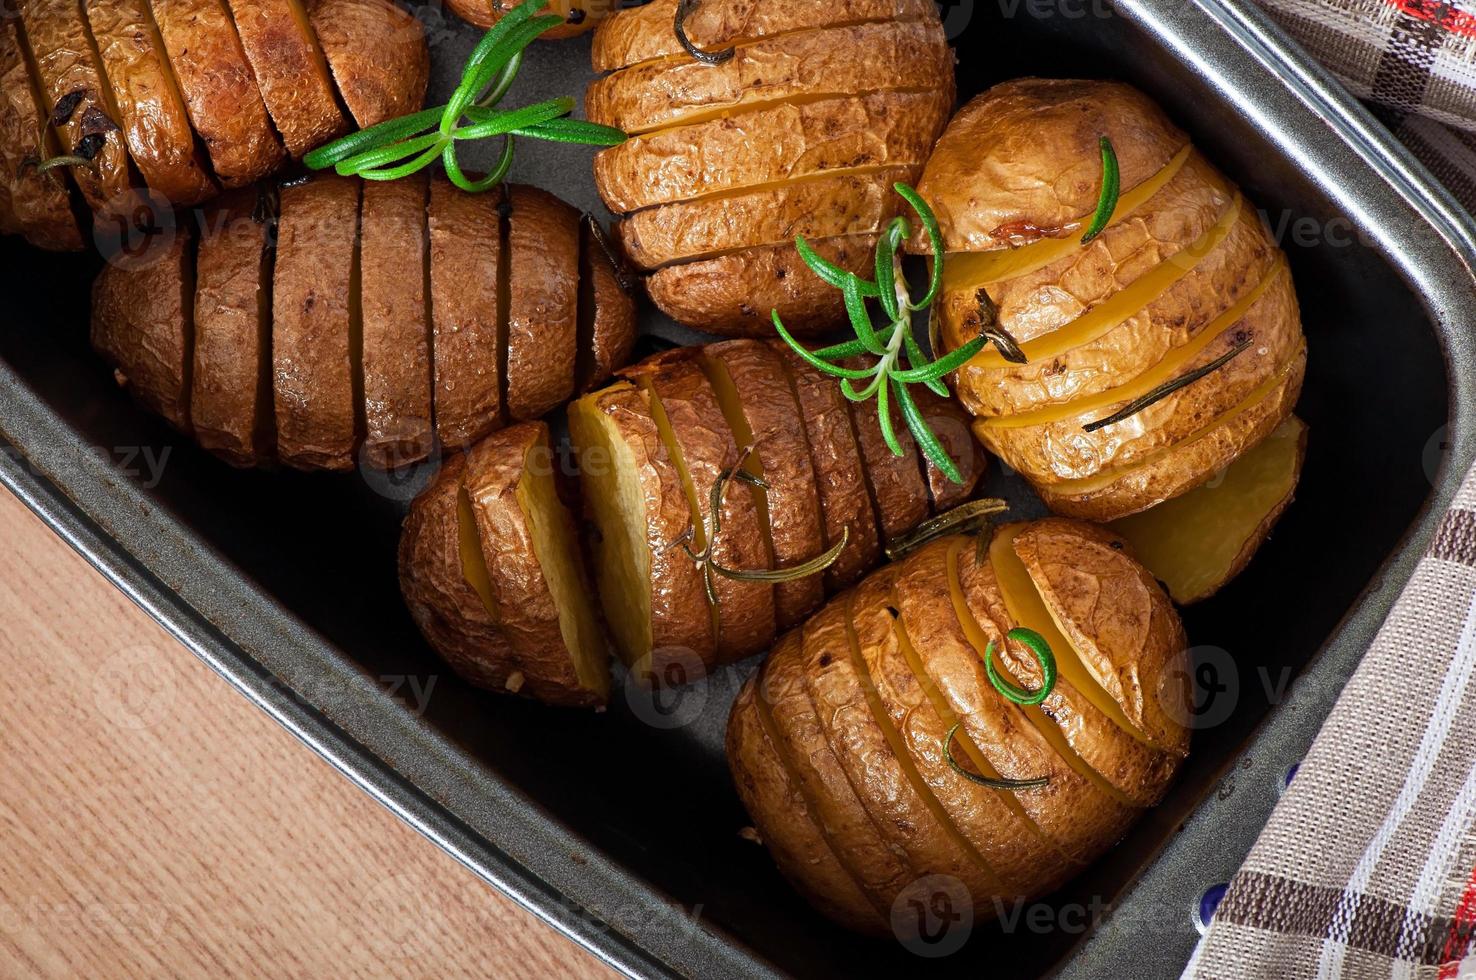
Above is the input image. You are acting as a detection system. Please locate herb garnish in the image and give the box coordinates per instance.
[1080,136,1120,244]
[884,498,1009,562]
[774,184,1015,485]
[1082,335,1254,433]
[674,0,735,64]
[677,445,848,608]
[943,626,1057,790]
[303,0,625,191]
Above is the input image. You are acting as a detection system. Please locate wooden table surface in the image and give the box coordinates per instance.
[0,486,616,979]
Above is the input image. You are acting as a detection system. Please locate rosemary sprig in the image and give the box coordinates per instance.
[944,722,1050,791]
[942,625,1058,791]
[674,0,735,64]
[883,498,1009,562]
[1082,335,1254,433]
[775,184,1025,485]
[676,446,848,610]
[1080,136,1120,244]
[303,0,626,192]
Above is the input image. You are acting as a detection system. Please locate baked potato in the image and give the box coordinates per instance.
[400,421,611,707]
[917,79,1308,522]
[442,0,611,38]
[726,520,1190,933]
[567,340,986,686]
[1110,414,1307,604]
[91,174,637,470]
[586,0,955,336]
[3,0,428,250]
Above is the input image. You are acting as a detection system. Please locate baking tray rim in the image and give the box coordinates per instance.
[1,0,1474,976]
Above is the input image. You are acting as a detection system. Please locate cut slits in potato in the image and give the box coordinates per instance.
[1110,415,1307,604]
[0,20,82,251]
[305,0,428,128]
[226,0,349,157]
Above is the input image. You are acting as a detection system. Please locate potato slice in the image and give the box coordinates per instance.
[226,0,349,157]
[0,20,82,251]
[619,167,913,271]
[916,78,1189,253]
[149,0,286,187]
[725,679,886,934]
[629,353,775,663]
[360,175,433,470]
[703,340,825,630]
[19,0,140,217]
[91,223,194,431]
[953,537,1183,807]
[1110,415,1306,604]
[594,89,952,213]
[428,177,503,450]
[86,0,216,206]
[585,19,953,136]
[644,235,875,338]
[568,382,717,684]
[1041,348,1306,521]
[578,217,637,392]
[193,192,270,465]
[305,0,428,128]
[506,185,579,422]
[844,374,928,543]
[272,174,358,470]
[459,422,611,707]
[771,342,880,591]
[591,0,939,71]
[446,0,605,38]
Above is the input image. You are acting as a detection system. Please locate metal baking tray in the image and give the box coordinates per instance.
[3,0,1474,975]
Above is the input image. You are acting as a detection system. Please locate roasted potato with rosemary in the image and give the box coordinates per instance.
[585,0,955,336]
[2,0,427,251]
[400,421,611,707]
[91,174,636,470]
[918,79,1307,523]
[568,340,986,686]
[726,520,1191,933]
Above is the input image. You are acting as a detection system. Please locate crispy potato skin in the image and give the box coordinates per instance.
[192,191,270,465]
[306,0,428,128]
[588,3,954,334]
[922,79,1307,520]
[446,0,606,37]
[580,218,637,391]
[429,179,503,450]
[227,0,349,157]
[506,185,580,421]
[0,21,82,251]
[87,0,217,206]
[91,223,194,431]
[727,526,1191,932]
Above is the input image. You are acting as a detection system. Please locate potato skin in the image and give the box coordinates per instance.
[305,0,428,128]
[445,0,608,37]
[727,524,1191,932]
[0,20,82,251]
[506,184,580,422]
[580,217,638,391]
[227,0,349,157]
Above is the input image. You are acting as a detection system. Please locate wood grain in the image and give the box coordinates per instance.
[0,487,616,980]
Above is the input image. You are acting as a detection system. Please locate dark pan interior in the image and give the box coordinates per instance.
[0,2,1448,976]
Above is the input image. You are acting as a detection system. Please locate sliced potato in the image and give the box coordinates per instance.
[506,184,579,421]
[19,0,139,217]
[306,0,428,128]
[91,223,194,431]
[87,0,216,206]
[567,382,717,684]
[226,0,350,157]
[844,374,929,543]
[149,0,286,187]
[594,89,952,213]
[579,216,637,391]
[272,173,358,470]
[592,0,939,71]
[643,235,875,338]
[193,192,270,465]
[618,168,912,271]
[360,174,433,470]
[428,177,503,450]
[0,20,82,251]
[1110,415,1307,604]
[445,0,608,37]
[587,19,951,135]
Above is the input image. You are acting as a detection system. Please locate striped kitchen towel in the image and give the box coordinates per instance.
[1187,463,1476,975]
[1256,0,1476,211]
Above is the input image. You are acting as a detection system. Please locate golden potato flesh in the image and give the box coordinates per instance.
[587,2,955,335]
[726,523,1190,933]
[919,78,1307,522]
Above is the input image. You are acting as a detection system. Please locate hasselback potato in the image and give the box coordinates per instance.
[1,0,428,251]
[918,79,1307,522]
[91,174,637,470]
[585,0,955,336]
[726,521,1191,934]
